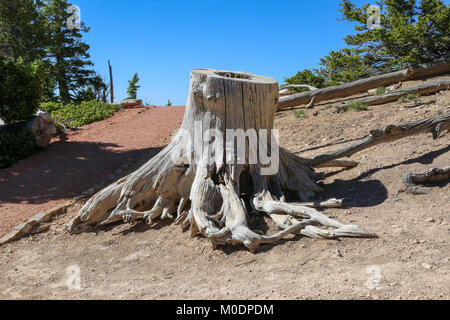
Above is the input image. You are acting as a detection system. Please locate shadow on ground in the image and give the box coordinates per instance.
[0,140,163,205]
[320,144,450,207]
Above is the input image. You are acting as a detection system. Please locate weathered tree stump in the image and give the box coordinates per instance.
[67,69,375,251]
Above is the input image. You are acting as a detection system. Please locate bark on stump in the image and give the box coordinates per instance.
[67,69,376,251]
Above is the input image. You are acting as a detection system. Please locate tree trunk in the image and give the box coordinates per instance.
[335,78,450,112]
[56,56,70,104]
[66,69,375,251]
[277,62,450,109]
[108,60,114,104]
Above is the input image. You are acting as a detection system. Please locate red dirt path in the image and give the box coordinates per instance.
[0,106,185,238]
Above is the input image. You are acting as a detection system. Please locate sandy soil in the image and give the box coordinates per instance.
[0,106,185,238]
[0,78,448,300]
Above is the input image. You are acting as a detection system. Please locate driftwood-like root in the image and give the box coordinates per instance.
[402,166,450,194]
[66,139,375,252]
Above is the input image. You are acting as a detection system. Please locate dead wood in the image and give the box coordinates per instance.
[402,166,450,194]
[308,112,450,167]
[335,78,450,112]
[277,62,450,109]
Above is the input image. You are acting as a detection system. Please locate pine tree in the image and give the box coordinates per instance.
[0,0,46,62]
[285,0,450,88]
[339,0,450,71]
[42,0,95,104]
[127,73,140,99]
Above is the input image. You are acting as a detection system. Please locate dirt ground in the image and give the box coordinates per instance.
[0,77,449,300]
[0,106,185,238]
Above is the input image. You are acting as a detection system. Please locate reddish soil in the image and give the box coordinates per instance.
[0,106,185,238]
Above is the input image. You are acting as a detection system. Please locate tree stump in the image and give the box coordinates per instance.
[67,69,375,251]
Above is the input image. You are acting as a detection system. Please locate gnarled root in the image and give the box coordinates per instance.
[402,166,450,195]
[66,137,376,252]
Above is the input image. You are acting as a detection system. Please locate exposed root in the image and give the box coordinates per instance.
[66,142,376,252]
[402,166,450,194]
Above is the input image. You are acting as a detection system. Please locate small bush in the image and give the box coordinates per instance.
[376,86,386,95]
[398,93,420,103]
[407,93,420,102]
[40,102,62,114]
[0,57,42,124]
[41,100,121,127]
[325,104,333,109]
[348,100,369,111]
[293,109,307,119]
[0,125,39,169]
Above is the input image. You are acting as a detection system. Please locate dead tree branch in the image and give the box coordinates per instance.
[336,78,450,112]
[403,166,450,194]
[308,112,450,167]
[277,62,450,109]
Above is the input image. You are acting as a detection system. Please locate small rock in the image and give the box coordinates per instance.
[421,262,433,270]
[114,99,143,108]
[425,218,435,223]
[313,111,319,116]
[335,249,343,257]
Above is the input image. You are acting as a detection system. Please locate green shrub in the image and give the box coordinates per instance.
[406,93,420,102]
[376,86,386,95]
[40,101,62,114]
[398,93,420,103]
[40,100,121,127]
[348,100,369,112]
[283,69,326,93]
[293,109,307,119]
[0,57,42,124]
[325,104,333,109]
[0,125,39,169]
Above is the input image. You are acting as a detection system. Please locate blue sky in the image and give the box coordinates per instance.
[75,0,373,105]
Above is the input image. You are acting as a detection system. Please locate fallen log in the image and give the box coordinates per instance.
[402,166,450,195]
[308,112,450,167]
[335,78,450,112]
[277,62,450,109]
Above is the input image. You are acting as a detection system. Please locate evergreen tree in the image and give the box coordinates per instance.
[127,73,140,99]
[42,0,95,104]
[0,0,46,62]
[318,48,373,86]
[285,0,450,87]
[340,0,450,71]
[282,69,326,93]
